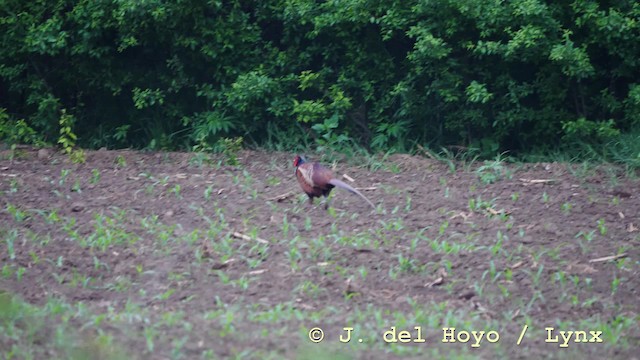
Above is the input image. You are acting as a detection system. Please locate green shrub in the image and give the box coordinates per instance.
[0,0,638,165]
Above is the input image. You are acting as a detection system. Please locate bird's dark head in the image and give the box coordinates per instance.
[293,155,306,167]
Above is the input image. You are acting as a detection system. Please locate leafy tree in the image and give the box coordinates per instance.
[1,0,638,161]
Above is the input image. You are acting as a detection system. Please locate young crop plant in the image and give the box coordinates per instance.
[6,203,28,222]
[541,191,550,203]
[8,178,19,193]
[218,137,243,166]
[58,110,86,164]
[90,169,101,184]
[189,151,213,168]
[476,153,510,184]
[114,155,127,168]
[597,218,607,235]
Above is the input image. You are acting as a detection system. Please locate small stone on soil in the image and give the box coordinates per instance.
[37,148,52,161]
[71,202,85,212]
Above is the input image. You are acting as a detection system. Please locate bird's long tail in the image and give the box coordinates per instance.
[328,178,376,209]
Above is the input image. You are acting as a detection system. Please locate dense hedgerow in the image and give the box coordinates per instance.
[1,1,639,159]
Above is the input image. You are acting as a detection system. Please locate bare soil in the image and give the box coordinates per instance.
[0,148,638,359]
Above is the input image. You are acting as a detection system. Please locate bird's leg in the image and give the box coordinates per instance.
[307,194,315,206]
[323,195,330,210]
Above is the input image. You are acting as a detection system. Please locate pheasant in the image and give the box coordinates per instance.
[293,155,375,210]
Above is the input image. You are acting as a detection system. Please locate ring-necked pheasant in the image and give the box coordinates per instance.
[293,155,375,210]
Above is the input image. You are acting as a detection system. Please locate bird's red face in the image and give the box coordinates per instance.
[293,155,301,167]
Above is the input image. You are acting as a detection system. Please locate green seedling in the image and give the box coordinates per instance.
[541,191,549,203]
[114,155,127,167]
[597,218,607,235]
[90,169,101,184]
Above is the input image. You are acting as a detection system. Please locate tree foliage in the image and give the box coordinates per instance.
[1,0,639,157]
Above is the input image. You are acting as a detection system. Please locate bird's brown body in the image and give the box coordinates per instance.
[293,155,375,210]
